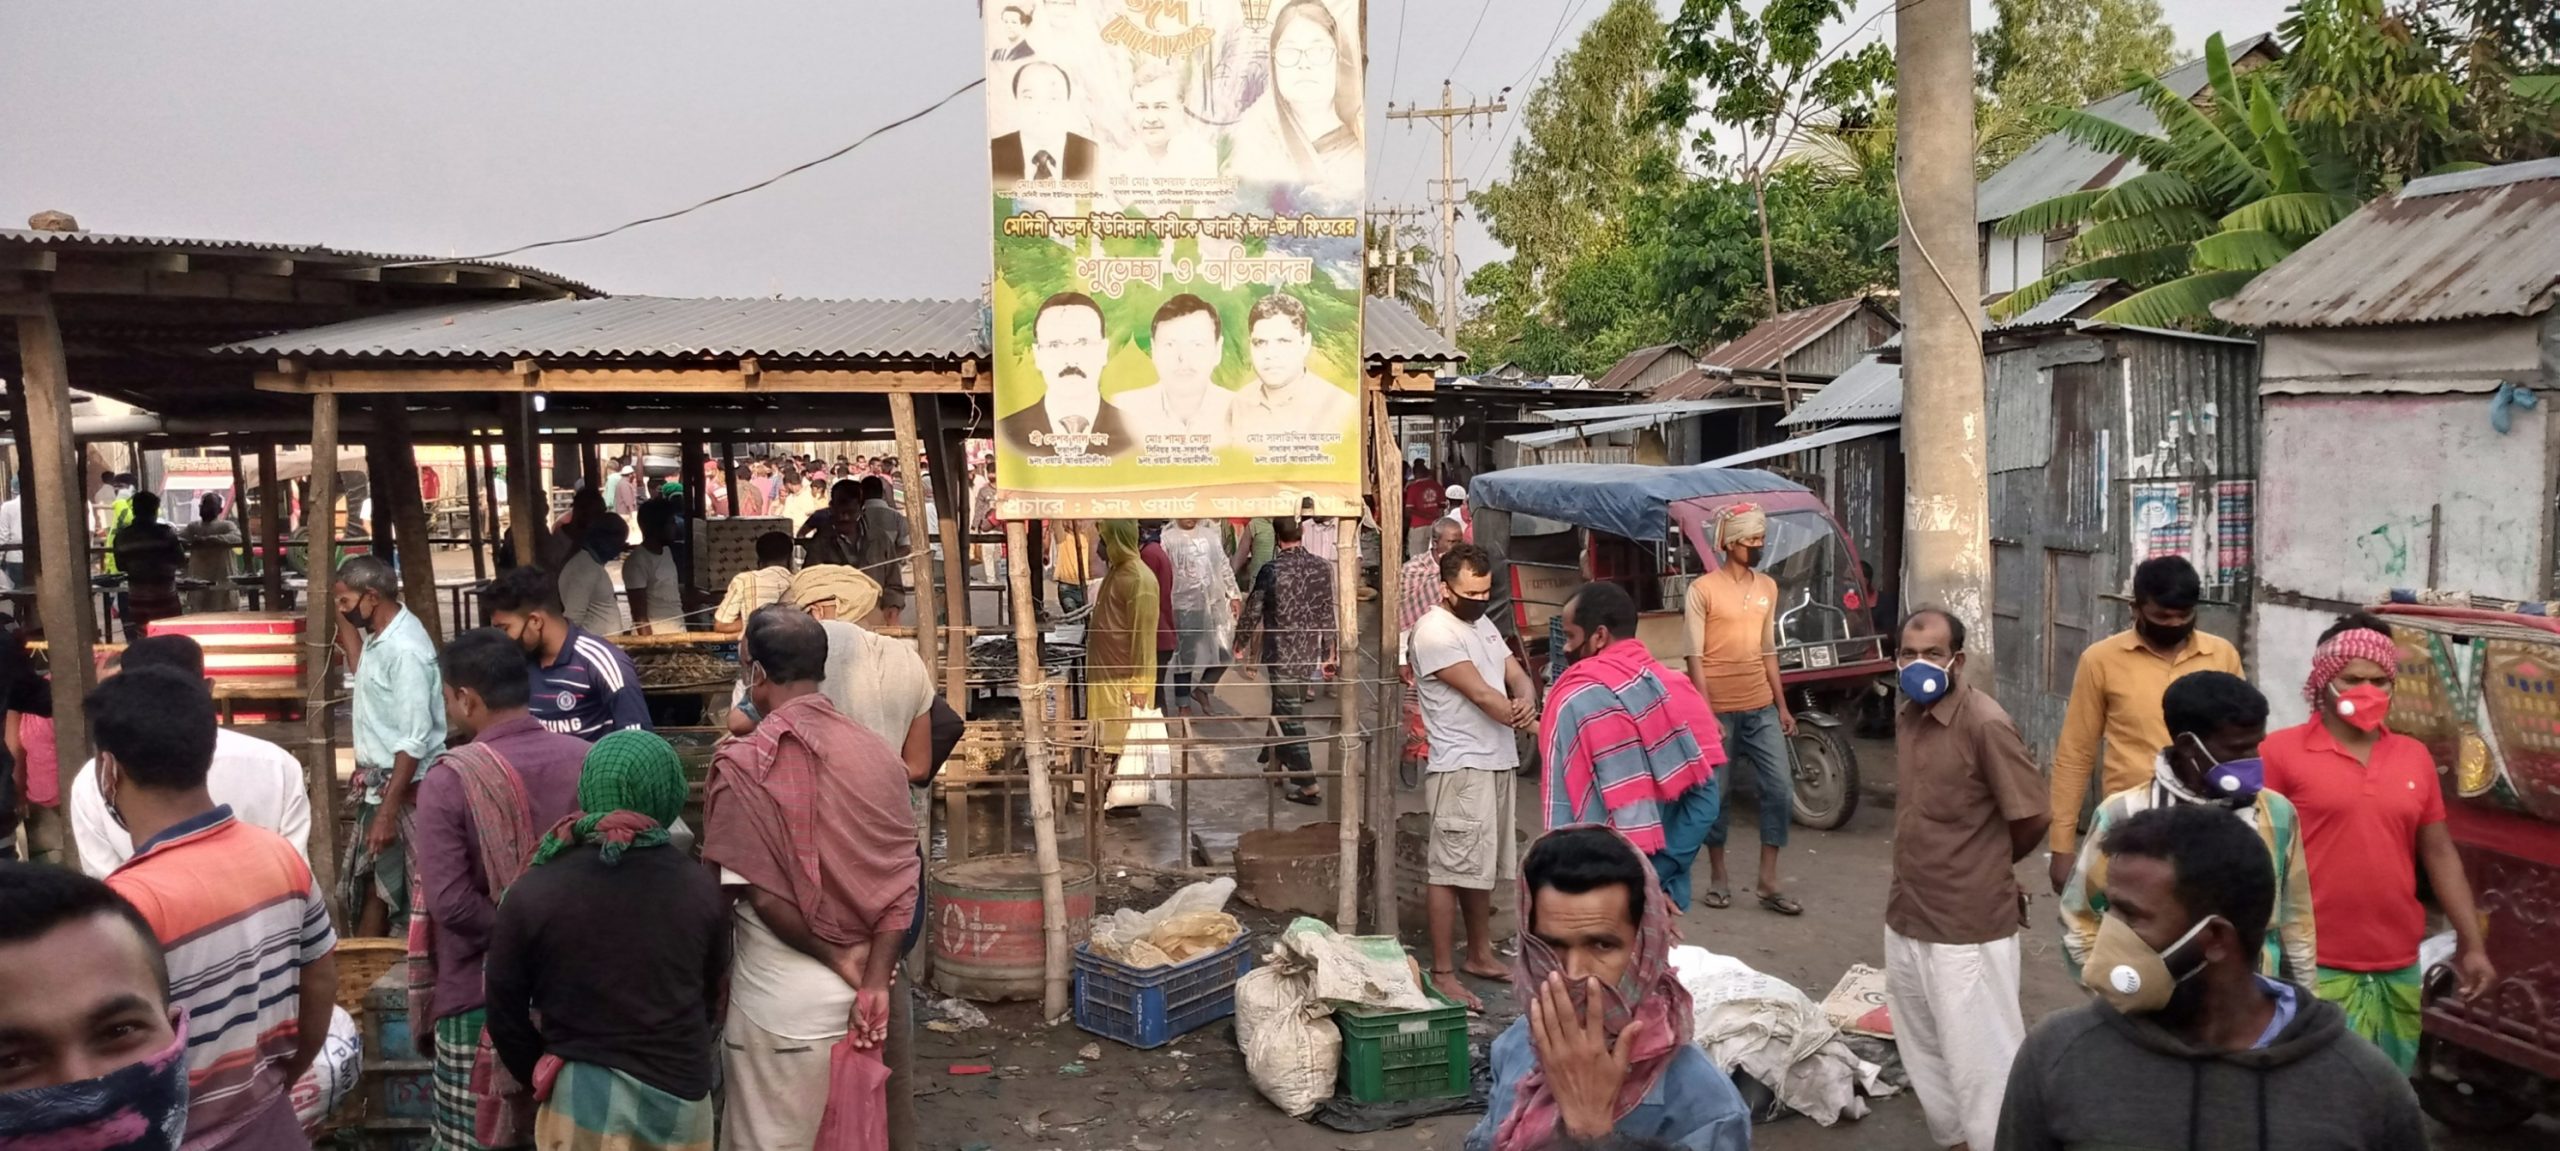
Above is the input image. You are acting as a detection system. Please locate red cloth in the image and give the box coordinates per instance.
[1404,479,1444,528]
[2262,721,2445,970]
[814,1040,889,1150]
[2304,627,2400,707]
[19,711,58,807]
[1539,638,1724,854]
[703,693,919,947]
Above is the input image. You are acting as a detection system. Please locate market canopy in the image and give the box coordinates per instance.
[1469,463,1805,542]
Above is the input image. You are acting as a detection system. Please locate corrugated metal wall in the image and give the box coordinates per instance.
[1985,329,2261,755]
[1785,317,1881,379]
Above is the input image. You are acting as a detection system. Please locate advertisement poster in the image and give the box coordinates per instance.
[986,0,1366,520]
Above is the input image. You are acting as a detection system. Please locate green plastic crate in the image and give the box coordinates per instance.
[1335,990,1470,1103]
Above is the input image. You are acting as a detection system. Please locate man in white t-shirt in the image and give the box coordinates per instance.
[621,500,688,635]
[1408,542,1535,1011]
[68,635,311,875]
[714,532,797,634]
[558,513,629,636]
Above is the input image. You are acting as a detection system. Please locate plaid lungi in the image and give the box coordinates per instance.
[535,1060,715,1151]
[2316,963,2424,1074]
[432,1012,484,1151]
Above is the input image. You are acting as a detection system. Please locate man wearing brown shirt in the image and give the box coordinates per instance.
[1887,609,2050,1151]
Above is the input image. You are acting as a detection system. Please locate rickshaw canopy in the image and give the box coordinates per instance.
[1468,464,1808,543]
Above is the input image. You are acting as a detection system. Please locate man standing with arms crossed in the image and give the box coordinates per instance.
[1886,609,2048,1150]
[1685,503,1798,915]
[2045,556,2242,895]
[1409,542,1534,1010]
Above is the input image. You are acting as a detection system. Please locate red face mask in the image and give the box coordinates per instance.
[2330,684,2392,732]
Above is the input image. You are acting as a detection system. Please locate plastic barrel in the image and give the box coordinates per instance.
[929,854,1098,1002]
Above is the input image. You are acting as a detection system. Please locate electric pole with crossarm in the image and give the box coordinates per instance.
[1387,81,1506,343]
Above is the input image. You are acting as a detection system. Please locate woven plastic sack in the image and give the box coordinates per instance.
[1234,963,1338,1117]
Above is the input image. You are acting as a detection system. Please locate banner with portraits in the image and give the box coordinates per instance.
[986,0,1365,520]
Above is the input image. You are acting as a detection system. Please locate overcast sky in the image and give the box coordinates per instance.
[2,0,2297,303]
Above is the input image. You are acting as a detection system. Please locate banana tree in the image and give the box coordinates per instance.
[1990,33,2363,327]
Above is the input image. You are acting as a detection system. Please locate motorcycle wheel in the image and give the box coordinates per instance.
[1788,723,1860,830]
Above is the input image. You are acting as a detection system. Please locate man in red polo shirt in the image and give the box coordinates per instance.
[2262,612,2493,1073]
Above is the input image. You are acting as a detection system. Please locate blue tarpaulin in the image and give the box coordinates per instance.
[1468,464,1805,543]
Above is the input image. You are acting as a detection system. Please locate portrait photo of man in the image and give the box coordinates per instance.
[989,4,1034,62]
[1111,293,1234,448]
[1001,292,1133,461]
[992,61,1096,184]
[1226,290,1353,442]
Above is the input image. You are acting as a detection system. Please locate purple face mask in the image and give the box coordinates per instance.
[0,1015,190,1151]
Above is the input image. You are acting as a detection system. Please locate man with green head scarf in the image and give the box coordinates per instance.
[485,730,730,1151]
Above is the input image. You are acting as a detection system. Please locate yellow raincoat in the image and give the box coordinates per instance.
[1087,520,1159,757]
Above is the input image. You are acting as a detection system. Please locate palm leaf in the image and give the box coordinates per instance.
[2192,228,2297,272]
[2517,75,2560,103]
[2045,244,2197,288]
[1997,189,2107,237]
[2091,172,2203,220]
[2046,108,2177,171]
[2131,74,2270,206]
[2068,208,2216,258]
[2199,34,2259,154]
[2246,81,2308,195]
[2093,270,2261,328]
[2218,192,2361,239]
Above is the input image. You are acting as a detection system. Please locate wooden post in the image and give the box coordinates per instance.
[7,379,35,590]
[579,435,602,494]
[462,434,488,583]
[378,407,441,640]
[506,393,542,569]
[1367,383,1403,937]
[1334,513,1362,931]
[301,390,346,924]
[926,408,971,707]
[888,395,939,674]
[719,442,740,520]
[1006,518,1072,1019]
[16,300,101,846]
[258,443,284,610]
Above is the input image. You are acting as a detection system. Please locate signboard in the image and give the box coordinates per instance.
[986,0,1366,520]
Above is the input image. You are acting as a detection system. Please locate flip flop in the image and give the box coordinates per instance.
[1282,785,1323,806]
[1759,891,1804,916]
[1700,887,1733,910]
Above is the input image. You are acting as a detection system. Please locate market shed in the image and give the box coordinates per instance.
[2216,157,2560,727]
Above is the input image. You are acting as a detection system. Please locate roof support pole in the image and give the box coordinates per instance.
[1367,380,1402,937]
[924,404,972,708]
[1333,507,1363,932]
[462,433,488,584]
[888,392,941,988]
[258,443,284,610]
[16,297,99,873]
[1006,517,1071,1020]
[505,393,542,570]
[377,405,441,640]
[300,389,346,925]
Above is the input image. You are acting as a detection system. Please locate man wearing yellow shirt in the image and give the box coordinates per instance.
[1684,503,1799,915]
[2046,555,2243,893]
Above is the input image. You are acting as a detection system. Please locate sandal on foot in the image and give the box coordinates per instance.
[1282,785,1323,806]
[1700,887,1733,910]
[1759,891,1804,916]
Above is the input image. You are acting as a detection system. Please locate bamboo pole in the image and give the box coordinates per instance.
[924,407,972,707]
[888,395,938,670]
[301,390,346,924]
[379,408,441,639]
[462,434,487,583]
[258,443,284,610]
[1368,383,1404,937]
[1333,510,1364,929]
[16,300,100,846]
[1006,518,1072,1019]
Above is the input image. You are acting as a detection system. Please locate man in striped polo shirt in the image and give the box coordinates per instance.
[96,666,337,1150]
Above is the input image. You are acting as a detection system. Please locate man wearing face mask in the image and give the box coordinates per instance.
[2046,556,2242,896]
[0,863,190,1150]
[1683,502,1798,915]
[2059,672,2317,986]
[1885,609,2048,1151]
[335,556,448,937]
[1538,581,1725,911]
[1408,542,1534,1010]
[2260,612,2493,1074]
[482,566,652,743]
[1996,804,2426,1151]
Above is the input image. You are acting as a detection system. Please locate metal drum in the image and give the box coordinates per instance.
[929,854,1097,1002]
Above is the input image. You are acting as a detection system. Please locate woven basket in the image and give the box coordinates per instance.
[333,938,406,1016]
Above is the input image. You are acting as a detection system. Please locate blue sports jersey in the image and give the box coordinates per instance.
[530,625,654,741]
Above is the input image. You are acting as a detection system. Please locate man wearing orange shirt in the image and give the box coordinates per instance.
[1684,504,1797,915]
[2045,556,2242,894]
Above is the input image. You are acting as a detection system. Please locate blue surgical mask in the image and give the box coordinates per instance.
[1898,657,1953,704]
[2178,733,2265,804]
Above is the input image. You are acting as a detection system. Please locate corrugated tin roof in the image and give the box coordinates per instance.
[1975,34,2277,224]
[1506,401,1778,447]
[0,227,598,296]
[1777,354,1903,426]
[218,293,1466,365]
[1591,344,1690,391]
[1995,279,2123,328]
[2214,157,2560,329]
[1698,297,1878,372]
[1702,421,1899,467]
[218,296,988,360]
[1650,365,1738,403]
[1533,398,1769,423]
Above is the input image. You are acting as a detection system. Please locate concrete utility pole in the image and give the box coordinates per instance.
[1367,203,1427,300]
[1388,82,1505,343]
[1894,0,1991,642]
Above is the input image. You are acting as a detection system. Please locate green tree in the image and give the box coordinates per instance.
[2286,0,2558,190]
[1656,0,1895,331]
[1991,34,2363,327]
[1976,0,2176,116]
[1646,161,1898,344]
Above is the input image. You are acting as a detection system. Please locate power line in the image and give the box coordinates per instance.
[1448,0,1496,77]
[1384,0,1409,127]
[1474,0,1599,187]
[386,76,986,268]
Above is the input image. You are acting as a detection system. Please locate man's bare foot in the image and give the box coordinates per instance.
[1430,969,1486,1012]
[1461,957,1508,981]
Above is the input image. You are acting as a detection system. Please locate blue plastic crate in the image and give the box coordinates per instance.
[1072,933,1254,1049]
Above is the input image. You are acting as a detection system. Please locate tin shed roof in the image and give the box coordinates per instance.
[1975,34,2277,224]
[1776,354,1903,426]
[1591,344,1691,391]
[2213,157,2560,329]
[0,227,598,297]
[1699,297,1881,372]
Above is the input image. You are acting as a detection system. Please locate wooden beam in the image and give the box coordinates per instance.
[924,404,972,708]
[301,391,346,924]
[258,443,285,611]
[505,394,542,567]
[15,297,100,875]
[1006,517,1072,1019]
[462,434,487,583]
[198,255,295,277]
[0,250,58,273]
[254,366,973,395]
[455,269,520,290]
[306,265,382,283]
[379,265,459,286]
[379,405,442,639]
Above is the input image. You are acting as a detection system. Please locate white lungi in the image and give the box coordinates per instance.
[1884,927,2023,1150]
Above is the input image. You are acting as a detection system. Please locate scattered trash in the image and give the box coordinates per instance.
[1672,945,1896,1126]
[1058,1062,1089,1076]
[1135,1141,1166,1151]
[948,1064,994,1076]
[1020,1111,1045,1137]
[1078,1042,1102,1060]
[929,998,990,1031]
[1087,878,1245,968]
[1136,1097,1173,1120]
[1817,964,1894,1039]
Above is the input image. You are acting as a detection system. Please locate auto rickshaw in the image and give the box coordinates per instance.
[1469,463,1891,829]
[2373,603,2560,1133]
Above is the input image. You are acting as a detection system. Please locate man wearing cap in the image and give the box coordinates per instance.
[1440,483,1471,541]
[1684,502,1801,915]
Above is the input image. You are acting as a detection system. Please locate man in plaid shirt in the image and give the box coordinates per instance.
[1238,517,1336,805]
